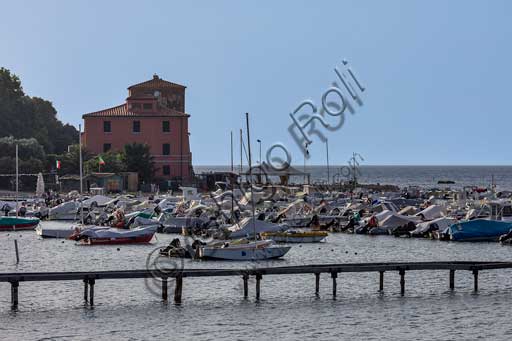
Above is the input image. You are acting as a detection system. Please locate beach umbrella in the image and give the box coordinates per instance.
[36,172,45,197]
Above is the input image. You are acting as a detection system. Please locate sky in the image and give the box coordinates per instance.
[1,0,511,166]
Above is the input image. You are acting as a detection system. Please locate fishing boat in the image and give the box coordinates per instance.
[261,230,328,243]
[198,239,291,260]
[448,219,512,242]
[68,225,157,245]
[0,216,39,231]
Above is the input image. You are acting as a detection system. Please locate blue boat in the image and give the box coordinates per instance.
[448,219,512,242]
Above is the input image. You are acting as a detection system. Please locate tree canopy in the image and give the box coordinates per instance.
[123,143,155,183]
[0,67,78,154]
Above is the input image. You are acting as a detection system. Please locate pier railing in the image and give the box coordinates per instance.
[2,261,512,309]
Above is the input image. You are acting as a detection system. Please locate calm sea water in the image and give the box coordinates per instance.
[195,165,512,189]
[2,222,512,340]
[3,166,512,340]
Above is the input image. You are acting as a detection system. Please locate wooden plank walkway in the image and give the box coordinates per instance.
[2,261,512,309]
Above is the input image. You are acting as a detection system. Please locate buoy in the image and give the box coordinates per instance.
[117,248,120,251]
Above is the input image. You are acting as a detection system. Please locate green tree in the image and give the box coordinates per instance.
[0,67,78,154]
[48,144,92,175]
[123,143,155,183]
[0,137,46,189]
[85,151,126,174]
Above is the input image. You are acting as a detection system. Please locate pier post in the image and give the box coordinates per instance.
[83,279,88,302]
[449,270,455,290]
[162,277,168,301]
[331,272,337,298]
[89,279,95,306]
[10,281,19,309]
[315,273,320,295]
[174,275,183,304]
[399,269,405,296]
[243,275,249,298]
[14,239,19,264]
[379,271,384,292]
[473,270,479,292]
[255,274,262,300]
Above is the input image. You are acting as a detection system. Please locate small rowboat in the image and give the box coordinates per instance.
[261,230,328,243]
[0,216,40,231]
[68,225,157,245]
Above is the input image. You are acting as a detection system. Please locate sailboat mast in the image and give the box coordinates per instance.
[230,131,234,172]
[239,129,243,174]
[79,124,84,225]
[245,113,256,243]
[15,144,18,218]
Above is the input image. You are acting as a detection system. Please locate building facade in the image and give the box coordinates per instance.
[82,74,192,181]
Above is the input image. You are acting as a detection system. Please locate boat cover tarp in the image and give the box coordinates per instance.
[410,217,456,235]
[415,205,444,221]
[78,225,157,239]
[228,217,286,238]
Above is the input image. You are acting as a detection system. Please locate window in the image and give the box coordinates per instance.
[162,143,170,155]
[133,121,141,133]
[103,121,111,133]
[162,121,170,133]
[143,103,152,110]
[163,165,170,175]
[131,103,141,110]
[103,143,111,152]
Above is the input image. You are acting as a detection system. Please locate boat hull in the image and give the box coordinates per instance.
[199,245,291,260]
[36,226,76,238]
[80,233,155,245]
[449,219,512,242]
[261,232,327,243]
[0,217,39,231]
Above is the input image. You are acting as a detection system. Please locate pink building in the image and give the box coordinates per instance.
[82,74,193,180]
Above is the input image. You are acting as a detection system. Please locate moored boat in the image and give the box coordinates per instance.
[448,219,512,242]
[198,239,291,260]
[68,225,157,245]
[261,230,328,243]
[0,216,39,231]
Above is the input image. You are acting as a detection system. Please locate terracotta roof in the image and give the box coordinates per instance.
[83,103,188,118]
[128,74,186,90]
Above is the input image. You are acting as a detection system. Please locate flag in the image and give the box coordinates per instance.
[56,160,61,169]
[98,156,105,165]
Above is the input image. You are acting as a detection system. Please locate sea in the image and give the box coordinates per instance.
[195,165,512,190]
[2,166,512,341]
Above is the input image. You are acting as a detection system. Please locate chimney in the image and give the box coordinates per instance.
[153,74,159,80]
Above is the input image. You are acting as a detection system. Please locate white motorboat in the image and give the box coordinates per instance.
[198,239,290,260]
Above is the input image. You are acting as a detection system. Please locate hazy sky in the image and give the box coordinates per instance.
[1,0,511,166]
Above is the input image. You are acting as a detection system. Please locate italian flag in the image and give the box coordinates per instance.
[56,160,61,169]
[98,156,106,165]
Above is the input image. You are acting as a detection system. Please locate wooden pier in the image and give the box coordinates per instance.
[2,261,512,309]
